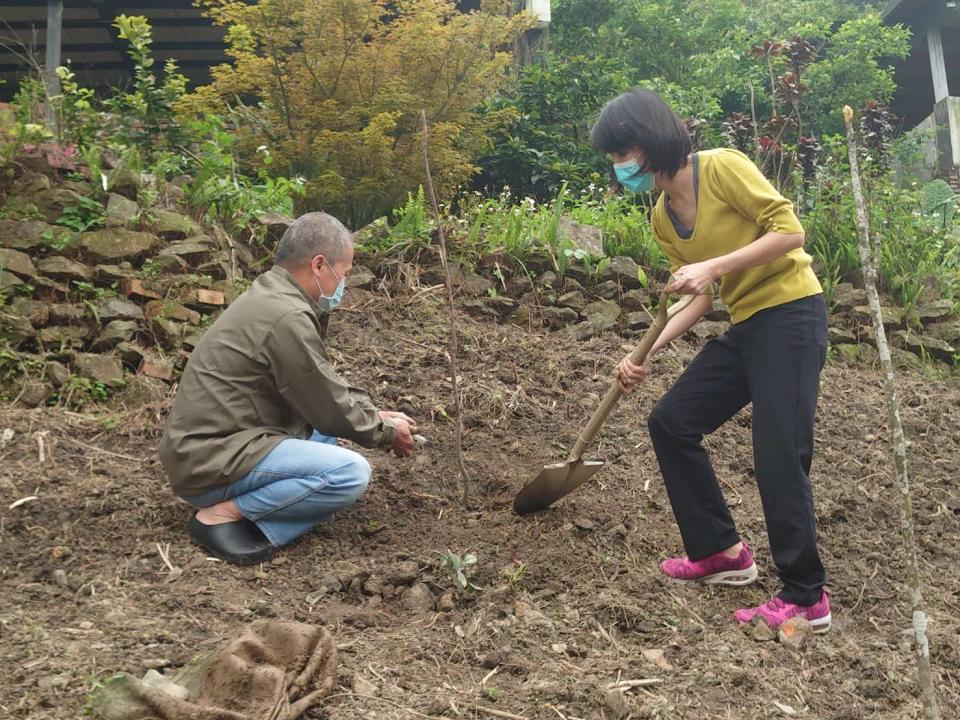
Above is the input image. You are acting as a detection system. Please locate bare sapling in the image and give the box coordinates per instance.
[419,109,471,507]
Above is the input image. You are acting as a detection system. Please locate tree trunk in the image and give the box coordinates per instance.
[842,105,940,720]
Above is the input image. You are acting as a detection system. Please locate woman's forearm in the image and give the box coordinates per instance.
[650,293,713,356]
[709,231,805,279]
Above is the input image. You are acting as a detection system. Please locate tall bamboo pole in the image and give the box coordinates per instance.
[842,104,940,720]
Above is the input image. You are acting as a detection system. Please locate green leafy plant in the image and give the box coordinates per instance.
[440,551,479,594]
[83,671,126,716]
[55,64,98,146]
[72,280,116,302]
[0,345,43,386]
[139,259,162,281]
[921,179,958,229]
[56,195,106,233]
[474,54,626,200]
[388,186,432,249]
[38,226,77,252]
[57,375,115,409]
[109,15,189,156]
[184,116,305,237]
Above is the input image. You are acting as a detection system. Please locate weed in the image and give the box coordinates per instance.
[83,672,126,717]
[56,376,114,409]
[56,195,106,234]
[504,562,528,592]
[72,281,116,301]
[140,259,162,281]
[40,226,77,252]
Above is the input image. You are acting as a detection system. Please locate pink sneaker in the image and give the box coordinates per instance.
[660,543,758,586]
[734,589,831,633]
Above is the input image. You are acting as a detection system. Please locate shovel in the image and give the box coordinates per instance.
[513,289,697,515]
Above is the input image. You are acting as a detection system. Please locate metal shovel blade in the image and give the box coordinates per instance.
[513,459,606,515]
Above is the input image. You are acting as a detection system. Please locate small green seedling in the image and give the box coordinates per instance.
[440,551,479,594]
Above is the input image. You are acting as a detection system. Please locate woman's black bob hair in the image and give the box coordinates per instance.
[590,89,692,178]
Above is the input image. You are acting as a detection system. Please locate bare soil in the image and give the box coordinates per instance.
[2,288,959,719]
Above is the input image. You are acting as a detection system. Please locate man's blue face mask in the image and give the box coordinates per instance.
[613,157,655,193]
[315,262,345,312]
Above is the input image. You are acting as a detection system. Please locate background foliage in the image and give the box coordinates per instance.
[179,0,531,227]
[2,0,957,319]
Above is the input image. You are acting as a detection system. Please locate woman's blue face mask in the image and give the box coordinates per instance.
[613,157,655,193]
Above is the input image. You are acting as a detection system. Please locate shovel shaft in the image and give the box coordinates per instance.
[567,292,696,463]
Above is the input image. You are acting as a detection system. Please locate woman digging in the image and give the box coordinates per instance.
[591,89,831,633]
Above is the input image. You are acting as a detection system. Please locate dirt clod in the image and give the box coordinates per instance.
[437,592,456,612]
[352,674,379,697]
[778,617,812,651]
[749,617,777,642]
[604,688,630,718]
[400,582,435,613]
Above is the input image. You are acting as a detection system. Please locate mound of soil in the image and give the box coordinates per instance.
[1,289,959,719]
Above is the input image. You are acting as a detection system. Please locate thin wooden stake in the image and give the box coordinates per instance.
[843,104,940,720]
[419,109,471,507]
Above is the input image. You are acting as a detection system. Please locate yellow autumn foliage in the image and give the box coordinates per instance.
[179,0,532,227]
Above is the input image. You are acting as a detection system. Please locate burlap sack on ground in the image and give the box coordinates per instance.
[90,621,337,720]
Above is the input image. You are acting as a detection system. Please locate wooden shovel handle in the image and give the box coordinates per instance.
[567,289,697,463]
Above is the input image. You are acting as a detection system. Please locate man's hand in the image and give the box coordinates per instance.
[615,354,652,394]
[380,410,418,457]
[379,410,417,427]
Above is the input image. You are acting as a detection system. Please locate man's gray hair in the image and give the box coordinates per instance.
[275,212,353,267]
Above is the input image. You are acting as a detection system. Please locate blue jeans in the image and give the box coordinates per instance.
[183,431,371,547]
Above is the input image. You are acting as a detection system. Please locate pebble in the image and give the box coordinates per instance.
[573,516,595,531]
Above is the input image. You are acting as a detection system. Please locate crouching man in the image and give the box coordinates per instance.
[159,212,416,565]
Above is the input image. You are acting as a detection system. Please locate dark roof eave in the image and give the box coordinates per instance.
[883,0,944,27]
[883,0,909,22]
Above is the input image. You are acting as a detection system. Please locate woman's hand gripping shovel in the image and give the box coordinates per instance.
[513,287,696,515]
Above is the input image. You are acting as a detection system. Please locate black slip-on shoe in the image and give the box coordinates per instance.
[188,514,277,566]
